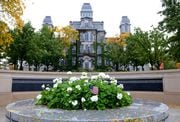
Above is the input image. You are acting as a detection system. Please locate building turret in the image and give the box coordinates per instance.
[43,16,53,28]
[80,3,93,20]
[119,16,131,34]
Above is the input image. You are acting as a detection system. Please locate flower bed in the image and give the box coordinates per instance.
[35,72,132,110]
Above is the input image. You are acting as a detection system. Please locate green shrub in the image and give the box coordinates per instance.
[35,72,133,110]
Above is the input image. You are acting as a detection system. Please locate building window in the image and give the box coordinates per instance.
[85,61,89,69]
[97,46,102,54]
[90,33,94,41]
[90,44,94,53]
[72,46,76,54]
[80,44,83,53]
[72,57,76,66]
[80,33,84,41]
[125,24,128,32]
[97,56,102,66]
[84,44,90,53]
[85,20,88,27]
[85,32,88,41]
[97,33,104,43]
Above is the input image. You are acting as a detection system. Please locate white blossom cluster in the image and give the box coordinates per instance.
[36,71,131,108]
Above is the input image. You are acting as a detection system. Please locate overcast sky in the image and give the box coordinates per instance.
[23,0,163,37]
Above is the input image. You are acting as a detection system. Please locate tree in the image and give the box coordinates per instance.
[56,26,79,48]
[7,22,35,70]
[0,0,24,28]
[149,28,169,70]
[39,25,66,71]
[126,32,148,71]
[105,42,126,71]
[105,33,130,71]
[126,28,169,70]
[159,0,180,62]
[0,0,25,55]
[55,26,79,70]
[25,32,44,71]
[0,21,13,52]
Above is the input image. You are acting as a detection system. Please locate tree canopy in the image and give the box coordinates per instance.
[0,0,25,28]
[0,0,25,54]
[0,21,13,52]
[159,0,180,61]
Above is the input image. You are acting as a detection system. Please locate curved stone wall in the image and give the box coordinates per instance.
[6,99,169,122]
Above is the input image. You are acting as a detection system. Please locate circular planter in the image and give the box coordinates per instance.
[6,99,168,122]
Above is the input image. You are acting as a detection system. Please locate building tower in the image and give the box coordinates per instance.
[70,3,106,70]
[43,16,53,28]
[81,3,93,20]
[119,16,131,34]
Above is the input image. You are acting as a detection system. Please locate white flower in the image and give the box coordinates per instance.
[53,78,62,84]
[91,75,98,80]
[110,77,115,81]
[111,80,117,85]
[57,80,62,84]
[75,85,81,90]
[90,95,98,102]
[41,84,45,89]
[105,75,110,79]
[98,72,106,78]
[117,93,123,100]
[36,94,42,100]
[69,77,79,83]
[45,87,50,91]
[67,71,72,75]
[117,84,124,89]
[81,97,86,102]
[81,72,87,76]
[126,92,130,96]
[67,87,72,92]
[80,75,88,79]
[53,83,58,88]
[53,78,58,83]
[84,80,88,83]
[103,80,108,83]
[71,100,78,106]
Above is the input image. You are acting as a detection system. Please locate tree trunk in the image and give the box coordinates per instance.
[46,65,49,71]
[28,65,31,71]
[14,64,17,70]
[20,60,23,70]
[115,63,119,71]
[141,65,144,71]
[150,63,154,70]
[35,65,38,71]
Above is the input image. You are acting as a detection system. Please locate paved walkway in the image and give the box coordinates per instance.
[1,106,180,122]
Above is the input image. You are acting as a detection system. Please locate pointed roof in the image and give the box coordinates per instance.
[81,3,92,12]
[120,16,130,25]
[80,3,93,19]
[43,16,53,26]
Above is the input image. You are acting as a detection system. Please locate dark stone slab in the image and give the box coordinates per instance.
[12,78,163,92]
[12,78,53,91]
[6,99,168,122]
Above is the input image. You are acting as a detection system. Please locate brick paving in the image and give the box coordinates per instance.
[1,106,180,122]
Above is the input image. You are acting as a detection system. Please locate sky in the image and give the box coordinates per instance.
[23,0,163,37]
